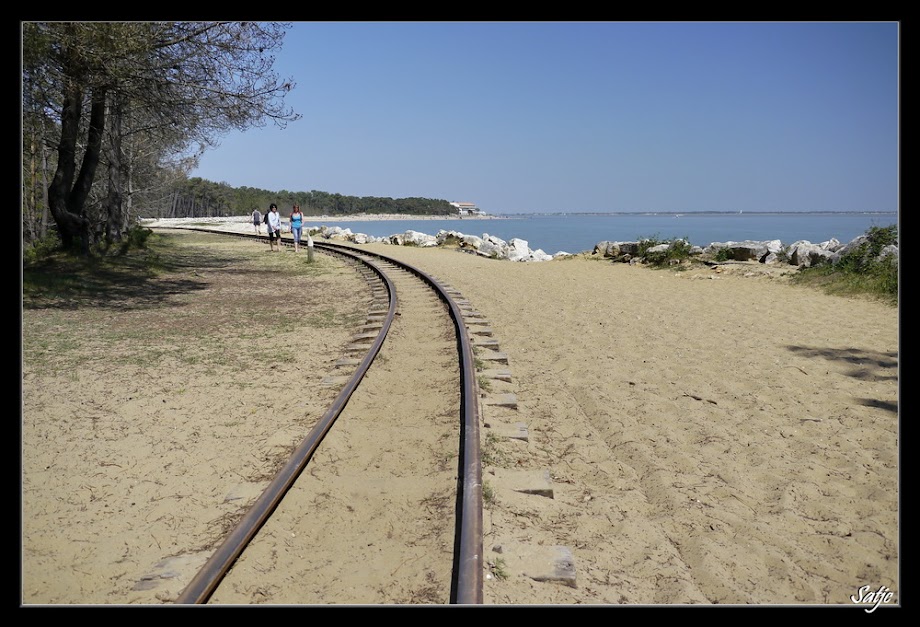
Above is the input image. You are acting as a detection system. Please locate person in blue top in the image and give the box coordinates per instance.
[289,204,304,252]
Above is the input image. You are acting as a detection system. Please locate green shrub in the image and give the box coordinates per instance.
[23,232,62,264]
[117,226,153,255]
[639,235,694,267]
[865,224,898,251]
[792,224,897,304]
[492,557,509,580]
[635,235,662,257]
[834,225,897,274]
[870,254,899,296]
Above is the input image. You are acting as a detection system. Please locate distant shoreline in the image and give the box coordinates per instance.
[497,210,897,217]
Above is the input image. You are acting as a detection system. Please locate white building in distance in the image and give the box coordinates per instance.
[449,201,484,216]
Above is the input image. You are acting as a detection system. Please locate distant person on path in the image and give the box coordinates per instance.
[266,203,282,251]
[251,208,262,234]
[290,204,304,252]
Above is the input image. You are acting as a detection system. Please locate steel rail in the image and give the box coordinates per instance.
[312,241,484,604]
[173,244,398,604]
[155,227,483,604]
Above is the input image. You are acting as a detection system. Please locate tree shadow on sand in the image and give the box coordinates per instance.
[785,344,898,414]
[22,233,261,313]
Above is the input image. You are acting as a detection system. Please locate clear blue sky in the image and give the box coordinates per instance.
[189,21,900,215]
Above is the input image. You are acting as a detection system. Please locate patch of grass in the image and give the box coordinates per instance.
[793,257,898,305]
[23,232,62,265]
[491,557,509,580]
[478,375,493,392]
[482,480,496,507]
[24,229,365,385]
[272,349,297,364]
[791,225,898,305]
[481,431,510,467]
[22,231,217,309]
[178,353,204,366]
[22,320,88,372]
[95,225,154,256]
[306,307,345,328]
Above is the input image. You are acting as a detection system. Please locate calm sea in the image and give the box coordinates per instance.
[305,212,898,255]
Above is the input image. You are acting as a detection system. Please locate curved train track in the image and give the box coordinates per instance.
[161,227,483,604]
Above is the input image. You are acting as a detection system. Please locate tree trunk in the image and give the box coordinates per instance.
[40,127,50,239]
[23,128,37,244]
[47,82,108,255]
[104,96,125,244]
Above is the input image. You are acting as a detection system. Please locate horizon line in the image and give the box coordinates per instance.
[492,210,898,216]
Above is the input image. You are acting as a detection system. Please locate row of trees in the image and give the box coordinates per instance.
[145,178,457,219]
[22,22,299,254]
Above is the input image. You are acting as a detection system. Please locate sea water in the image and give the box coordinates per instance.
[304,212,898,255]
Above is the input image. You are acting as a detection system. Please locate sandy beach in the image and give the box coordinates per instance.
[21,222,899,606]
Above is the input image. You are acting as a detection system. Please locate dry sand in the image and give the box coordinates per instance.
[21,222,899,606]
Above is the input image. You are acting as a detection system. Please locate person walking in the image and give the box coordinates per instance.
[251,207,262,234]
[266,203,282,251]
[290,204,304,252]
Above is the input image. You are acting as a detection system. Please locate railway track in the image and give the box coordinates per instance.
[166,229,483,604]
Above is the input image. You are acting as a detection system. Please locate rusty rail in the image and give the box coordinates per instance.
[164,229,483,604]
[174,245,397,604]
